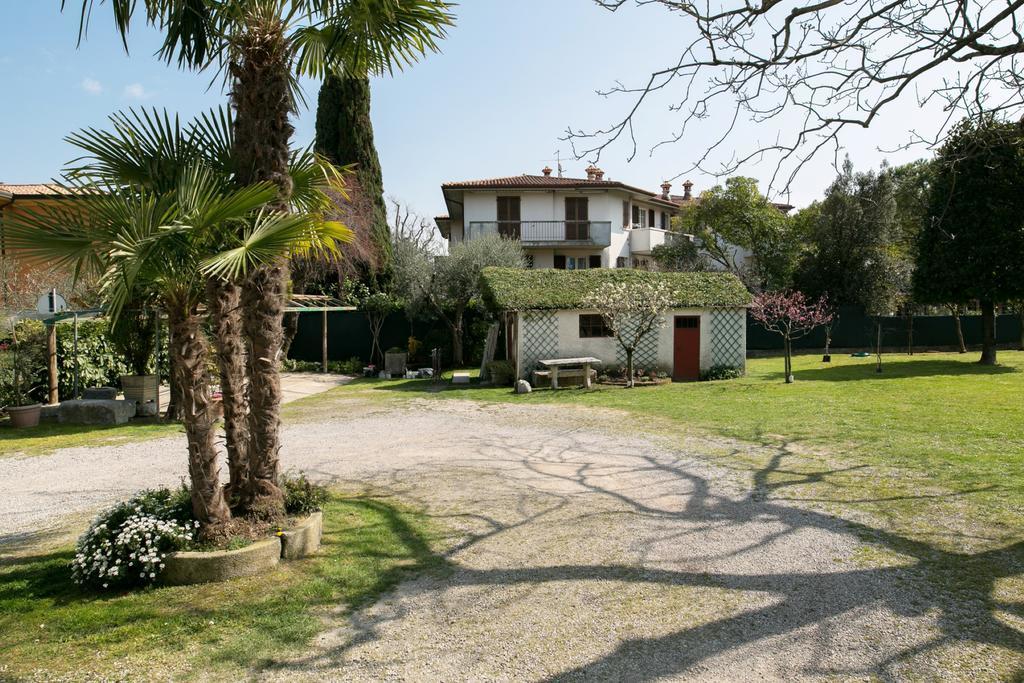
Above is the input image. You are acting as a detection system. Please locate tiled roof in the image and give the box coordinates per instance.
[442,174,678,206]
[0,183,72,197]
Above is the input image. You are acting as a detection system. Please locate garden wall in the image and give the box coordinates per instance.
[746,306,1023,351]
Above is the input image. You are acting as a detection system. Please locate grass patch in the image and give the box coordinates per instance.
[0,419,182,459]
[0,494,449,680]
[331,351,1024,547]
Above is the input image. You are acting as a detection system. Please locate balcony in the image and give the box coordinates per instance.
[467,221,612,248]
[629,227,673,255]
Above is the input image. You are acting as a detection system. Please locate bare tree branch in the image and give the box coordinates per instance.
[566,0,1024,195]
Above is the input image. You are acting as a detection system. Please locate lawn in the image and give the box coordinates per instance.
[0,393,330,459]
[340,351,1024,548]
[0,494,449,681]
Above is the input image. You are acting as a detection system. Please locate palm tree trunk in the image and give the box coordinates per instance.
[241,263,287,518]
[230,21,293,519]
[206,277,250,503]
[167,308,231,535]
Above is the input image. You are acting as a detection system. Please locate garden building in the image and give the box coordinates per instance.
[480,268,751,382]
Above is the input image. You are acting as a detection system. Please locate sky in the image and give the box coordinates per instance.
[0,0,942,220]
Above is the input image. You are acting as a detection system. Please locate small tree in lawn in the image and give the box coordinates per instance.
[359,288,399,368]
[582,280,675,388]
[751,291,833,383]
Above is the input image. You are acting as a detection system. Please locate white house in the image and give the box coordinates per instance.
[480,268,751,382]
[435,166,686,270]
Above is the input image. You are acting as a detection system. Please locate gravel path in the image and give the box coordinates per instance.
[2,398,1018,680]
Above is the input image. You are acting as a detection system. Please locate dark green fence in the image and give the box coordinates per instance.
[287,306,500,367]
[747,306,1023,351]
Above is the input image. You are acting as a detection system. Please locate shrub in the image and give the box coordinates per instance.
[700,364,744,381]
[280,472,329,516]
[487,360,515,386]
[283,357,365,374]
[72,486,196,590]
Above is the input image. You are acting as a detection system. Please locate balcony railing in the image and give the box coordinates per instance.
[467,221,612,247]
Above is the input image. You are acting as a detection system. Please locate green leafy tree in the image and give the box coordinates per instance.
[914,117,1024,365]
[393,234,524,366]
[650,235,707,272]
[680,176,797,290]
[67,0,455,518]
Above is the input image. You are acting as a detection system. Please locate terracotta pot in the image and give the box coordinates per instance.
[6,403,42,428]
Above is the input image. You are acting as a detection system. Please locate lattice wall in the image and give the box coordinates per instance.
[614,319,661,369]
[709,308,746,369]
[518,311,558,378]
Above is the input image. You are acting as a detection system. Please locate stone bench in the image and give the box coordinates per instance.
[58,399,136,425]
[532,368,597,388]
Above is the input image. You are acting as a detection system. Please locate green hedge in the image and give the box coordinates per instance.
[480,267,752,311]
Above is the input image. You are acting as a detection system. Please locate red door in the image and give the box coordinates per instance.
[673,316,701,381]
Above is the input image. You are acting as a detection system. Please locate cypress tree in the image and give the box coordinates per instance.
[315,76,391,277]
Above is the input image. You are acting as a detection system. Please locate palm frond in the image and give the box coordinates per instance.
[201,210,353,280]
[292,0,455,78]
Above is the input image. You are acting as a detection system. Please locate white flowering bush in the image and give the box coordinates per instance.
[72,487,196,590]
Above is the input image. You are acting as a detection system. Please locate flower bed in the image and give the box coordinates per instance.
[72,473,329,590]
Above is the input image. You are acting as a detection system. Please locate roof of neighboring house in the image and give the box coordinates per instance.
[441,174,680,209]
[668,192,793,214]
[0,183,71,198]
[480,267,752,311]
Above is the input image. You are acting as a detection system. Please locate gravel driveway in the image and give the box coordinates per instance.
[2,397,1020,680]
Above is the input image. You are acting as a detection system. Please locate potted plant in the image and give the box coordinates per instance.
[109,306,160,415]
[0,324,44,428]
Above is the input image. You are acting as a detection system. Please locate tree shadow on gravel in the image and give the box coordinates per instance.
[272,433,1024,680]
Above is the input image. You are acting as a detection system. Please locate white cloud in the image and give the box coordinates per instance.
[81,77,103,95]
[122,83,152,100]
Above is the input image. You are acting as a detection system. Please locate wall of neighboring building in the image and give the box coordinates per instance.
[456,188,676,269]
[515,307,748,379]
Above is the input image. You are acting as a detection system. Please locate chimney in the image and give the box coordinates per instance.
[593,167,605,181]
[682,180,694,200]
[585,164,599,181]
[542,166,552,177]
[660,181,672,200]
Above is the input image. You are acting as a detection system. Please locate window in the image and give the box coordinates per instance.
[524,254,534,269]
[675,316,700,329]
[496,196,521,238]
[616,256,629,268]
[622,200,630,227]
[661,212,668,229]
[648,208,655,227]
[554,254,567,270]
[579,314,613,338]
[589,254,602,269]
[565,197,589,240]
[631,205,640,227]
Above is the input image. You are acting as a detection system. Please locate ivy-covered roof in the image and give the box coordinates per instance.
[480,267,752,311]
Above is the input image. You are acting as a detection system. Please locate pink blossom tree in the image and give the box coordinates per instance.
[750,291,834,383]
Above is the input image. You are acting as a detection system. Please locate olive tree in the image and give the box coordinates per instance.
[393,234,524,366]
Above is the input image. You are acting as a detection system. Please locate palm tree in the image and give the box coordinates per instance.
[65,0,455,517]
[4,110,350,533]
